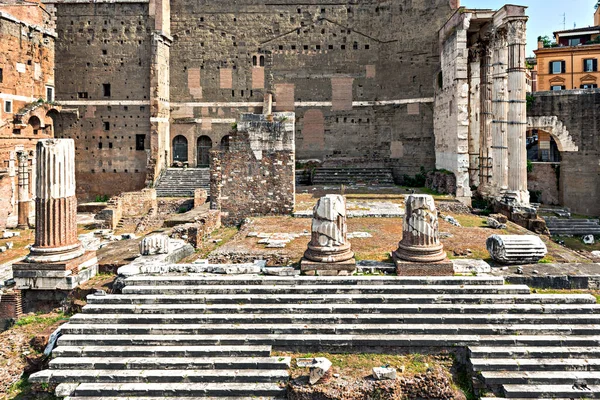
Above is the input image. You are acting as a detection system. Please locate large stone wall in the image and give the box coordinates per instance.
[169,0,456,178]
[0,5,56,228]
[528,90,600,216]
[210,112,295,225]
[46,0,166,200]
[527,162,560,206]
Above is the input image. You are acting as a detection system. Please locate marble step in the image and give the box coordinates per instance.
[122,275,506,286]
[80,303,600,315]
[49,356,291,370]
[68,313,600,326]
[52,345,272,358]
[469,346,600,359]
[482,370,600,385]
[121,284,532,295]
[69,382,286,397]
[55,334,600,348]
[86,293,597,306]
[67,397,285,400]
[472,358,600,371]
[502,384,600,398]
[58,322,600,336]
[30,369,289,384]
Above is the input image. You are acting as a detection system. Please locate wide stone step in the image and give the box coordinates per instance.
[503,384,600,398]
[30,369,289,384]
[122,275,506,286]
[52,345,272,358]
[121,284,531,295]
[86,293,598,305]
[49,356,291,370]
[482,370,600,385]
[469,346,600,359]
[56,334,600,348]
[472,358,600,371]
[59,322,600,336]
[68,313,600,326]
[80,303,600,315]
[69,382,286,397]
[67,397,285,400]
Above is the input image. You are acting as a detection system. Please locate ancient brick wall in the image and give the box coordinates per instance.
[0,5,56,228]
[528,90,600,216]
[527,162,560,206]
[48,1,156,200]
[210,112,295,225]
[0,290,23,319]
[97,188,157,229]
[169,0,456,178]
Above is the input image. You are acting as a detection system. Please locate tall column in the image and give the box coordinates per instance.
[26,139,83,263]
[506,18,529,204]
[479,43,493,190]
[491,28,509,193]
[468,45,481,188]
[16,152,30,229]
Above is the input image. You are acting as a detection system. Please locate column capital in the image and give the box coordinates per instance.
[505,18,527,44]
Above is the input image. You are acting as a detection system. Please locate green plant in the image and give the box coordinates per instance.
[94,194,109,202]
[527,159,533,173]
[526,94,535,109]
[403,166,427,187]
[177,206,188,214]
[14,312,68,327]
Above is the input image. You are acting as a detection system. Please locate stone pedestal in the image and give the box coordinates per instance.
[13,139,97,290]
[300,195,356,276]
[393,195,453,276]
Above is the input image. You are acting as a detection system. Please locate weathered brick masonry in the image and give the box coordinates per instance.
[210,113,295,225]
[528,90,600,216]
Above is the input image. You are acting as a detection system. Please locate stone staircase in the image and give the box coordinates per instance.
[311,167,395,186]
[30,275,600,399]
[545,217,600,236]
[155,168,210,198]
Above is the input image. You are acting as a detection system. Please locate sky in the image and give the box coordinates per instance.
[461,0,597,56]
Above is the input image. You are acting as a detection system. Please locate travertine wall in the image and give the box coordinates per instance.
[170,0,456,178]
[97,188,158,229]
[528,90,600,216]
[0,4,56,228]
[210,112,295,225]
[527,162,560,206]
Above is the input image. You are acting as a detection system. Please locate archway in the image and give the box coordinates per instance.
[28,116,41,135]
[220,135,231,151]
[172,135,188,164]
[197,135,212,167]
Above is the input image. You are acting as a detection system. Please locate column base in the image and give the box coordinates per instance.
[25,243,85,264]
[393,252,454,276]
[300,258,356,276]
[13,251,98,290]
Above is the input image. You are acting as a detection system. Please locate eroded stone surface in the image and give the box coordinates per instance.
[139,235,170,256]
[486,235,548,265]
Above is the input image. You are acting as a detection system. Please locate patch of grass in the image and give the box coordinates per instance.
[14,312,68,328]
[554,236,600,252]
[452,366,477,400]
[454,215,487,228]
[6,375,58,400]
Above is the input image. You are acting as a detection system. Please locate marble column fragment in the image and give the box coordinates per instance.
[303,194,354,263]
[393,194,446,263]
[26,139,84,263]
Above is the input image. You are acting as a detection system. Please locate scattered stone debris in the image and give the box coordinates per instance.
[443,215,461,227]
[516,266,524,274]
[452,259,491,275]
[591,251,600,258]
[2,230,20,239]
[583,235,595,245]
[347,232,373,239]
[486,217,507,230]
[489,213,509,224]
[309,357,332,385]
[372,366,397,380]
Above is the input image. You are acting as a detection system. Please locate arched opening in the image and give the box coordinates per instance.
[527,128,561,163]
[172,135,188,164]
[220,135,231,151]
[46,109,60,136]
[28,116,41,135]
[197,135,212,167]
[259,55,265,67]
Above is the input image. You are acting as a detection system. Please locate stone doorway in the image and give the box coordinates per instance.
[172,135,188,164]
[197,135,212,167]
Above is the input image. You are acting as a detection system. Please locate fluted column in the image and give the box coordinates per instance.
[468,46,481,188]
[506,18,529,204]
[479,43,493,189]
[17,152,30,229]
[393,194,446,262]
[26,139,83,263]
[491,28,509,193]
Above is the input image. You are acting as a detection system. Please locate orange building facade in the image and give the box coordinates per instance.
[534,7,600,91]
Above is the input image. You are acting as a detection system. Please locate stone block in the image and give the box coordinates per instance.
[372,367,397,380]
[394,257,454,276]
[139,234,170,256]
[300,258,357,276]
[309,357,332,385]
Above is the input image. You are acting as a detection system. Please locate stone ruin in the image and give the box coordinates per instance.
[301,194,356,276]
[486,234,548,265]
[392,194,453,276]
[13,139,98,290]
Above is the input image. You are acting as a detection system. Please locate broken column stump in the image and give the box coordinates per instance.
[393,194,453,276]
[13,139,98,290]
[300,195,356,276]
[486,234,548,265]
